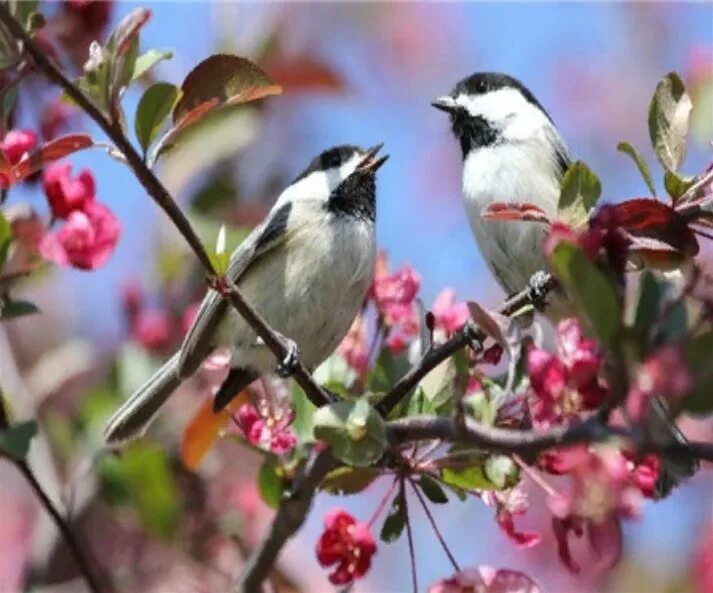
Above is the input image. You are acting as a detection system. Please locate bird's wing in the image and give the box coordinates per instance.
[176,202,294,377]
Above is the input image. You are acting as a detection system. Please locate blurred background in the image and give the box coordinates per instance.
[1,2,712,592]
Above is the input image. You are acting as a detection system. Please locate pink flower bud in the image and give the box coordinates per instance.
[1,129,37,165]
[43,162,96,219]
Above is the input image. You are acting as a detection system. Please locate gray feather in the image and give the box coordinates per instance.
[104,353,181,444]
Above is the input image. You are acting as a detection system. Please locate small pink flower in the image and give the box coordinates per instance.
[234,402,296,454]
[43,162,96,219]
[371,264,420,324]
[431,288,469,335]
[489,488,541,549]
[316,508,376,585]
[1,129,37,165]
[338,316,368,374]
[428,566,540,593]
[39,201,120,270]
[133,309,172,352]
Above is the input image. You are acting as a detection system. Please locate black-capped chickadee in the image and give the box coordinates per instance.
[433,72,696,498]
[432,72,570,301]
[105,144,387,444]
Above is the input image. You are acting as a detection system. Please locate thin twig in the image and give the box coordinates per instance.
[402,477,418,593]
[0,396,104,593]
[408,477,459,572]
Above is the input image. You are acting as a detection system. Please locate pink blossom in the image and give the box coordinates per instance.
[338,316,368,374]
[39,201,120,270]
[627,345,691,421]
[1,129,37,165]
[133,309,172,352]
[551,514,623,574]
[42,162,96,219]
[234,402,296,454]
[431,288,469,334]
[527,318,606,425]
[489,488,541,548]
[371,263,420,325]
[428,566,540,593]
[316,508,376,585]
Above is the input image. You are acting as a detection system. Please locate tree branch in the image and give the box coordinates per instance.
[0,395,105,593]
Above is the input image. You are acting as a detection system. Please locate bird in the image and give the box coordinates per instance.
[432,71,697,498]
[104,144,388,444]
[431,71,570,305]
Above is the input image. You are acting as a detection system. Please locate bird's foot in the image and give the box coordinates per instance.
[276,338,301,377]
[526,270,551,311]
[461,320,484,353]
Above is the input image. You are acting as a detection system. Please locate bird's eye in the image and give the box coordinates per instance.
[477,81,486,93]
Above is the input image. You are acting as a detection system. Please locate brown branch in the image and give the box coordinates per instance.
[0,395,105,593]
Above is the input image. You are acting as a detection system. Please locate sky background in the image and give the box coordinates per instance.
[10,2,713,592]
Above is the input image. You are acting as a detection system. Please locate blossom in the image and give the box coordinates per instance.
[431,288,469,334]
[338,316,368,374]
[527,317,606,425]
[234,402,296,454]
[39,202,120,270]
[316,508,376,585]
[627,345,691,421]
[487,487,541,548]
[133,309,172,352]
[371,261,420,325]
[551,514,622,574]
[428,566,539,593]
[43,162,96,219]
[1,129,37,165]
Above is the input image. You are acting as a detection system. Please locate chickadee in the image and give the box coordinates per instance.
[432,72,569,301]
[433,71,696,498]
[105,144,387,444]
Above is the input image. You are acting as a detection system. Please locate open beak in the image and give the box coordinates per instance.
[431,96,458,114]
[358,142,389,173]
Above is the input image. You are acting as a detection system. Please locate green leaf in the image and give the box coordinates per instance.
[682,332,713,415]
[549,241,621,349]
[320,466,380,495]
[0,210,11,270]
[442,464,496,491]
[134,82,180,154]
[77,42,112,115]
[131,49,173,81]
[257,458,284,508]
[99,443,181,539]
[617,141,656,196]
[0,300,40,320]
[648,72,693,172]
[291,384,318,443]
[415,356,458,414]
[380,485,406,543]
[632,270,665,338]
[557,161,602,228]
[8,0,38,31]
[418,475,448,504]
[0,420,37,460]
[664,171,694,201]
[313,399,387,467]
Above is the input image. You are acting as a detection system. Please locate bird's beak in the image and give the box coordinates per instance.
[431,96,458,114]
[358,143,389,173]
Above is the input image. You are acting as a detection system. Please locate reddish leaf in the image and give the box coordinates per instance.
[267,56,345,93]
[9,134,93,183]
[482,202,551,224]
[111,8,152,56]
[172,54,282,128]
[180,389,249,471]
[610,198,699,256]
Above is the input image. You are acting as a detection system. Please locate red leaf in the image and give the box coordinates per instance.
[9,134,93,183]
[611,198,699,256]
[267,56,345,93]
[482,202,551,224]
[112,8,152,56]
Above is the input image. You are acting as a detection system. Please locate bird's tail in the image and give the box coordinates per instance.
[104,352,181,445]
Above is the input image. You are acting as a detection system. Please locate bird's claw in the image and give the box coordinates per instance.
[461,320,483,353]
[276,339,300,377]
[526,271,551,311]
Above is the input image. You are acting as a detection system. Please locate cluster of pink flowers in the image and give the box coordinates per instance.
[39,161,120,270]
[1,129,37,165]
[428,566,539,593]
[234,401,297,455]
[339,253,470,374]
[316,508,377,585]
[527,318,607,426]
[543,444,659,573]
